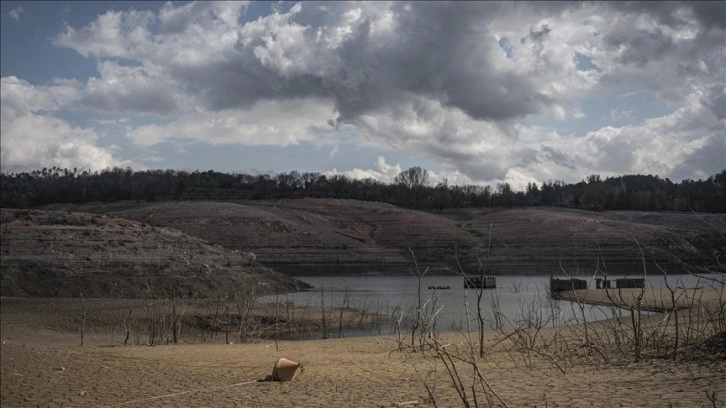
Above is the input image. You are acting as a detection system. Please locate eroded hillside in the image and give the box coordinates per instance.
[0,209,310,298]
[42,199,726,277]
[102,199,479,275]
[450,207,726,275]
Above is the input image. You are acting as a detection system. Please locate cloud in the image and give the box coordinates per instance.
[0,77,136,173]
[0,76,80,120]
[5,1,721,185]
[670,134,726,181]
[8,6,24,22]
[53,2,558,122]
[126,98,336,147]
[519,89,725,183]
[54,2,247,64]
[609,106,635,122]
[159,1,250,34]
[351,95,513,182]
[595,4,725,105]
[77,61,184,116]
[53,9,156,59]
[328,155,480,188]
[326,156,403,183]
[0,112,136,173]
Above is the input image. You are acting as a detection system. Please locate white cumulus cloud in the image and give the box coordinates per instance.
[0,77,136,173]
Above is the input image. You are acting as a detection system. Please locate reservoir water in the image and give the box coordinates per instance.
[260,273,721,337]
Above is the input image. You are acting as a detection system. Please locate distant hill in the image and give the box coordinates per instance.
[0,209,310,298]
[447,207,726,276]
[40,199,726,277]
[44,199,478,275]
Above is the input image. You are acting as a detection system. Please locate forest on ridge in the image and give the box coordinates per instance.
[1,167,724,213]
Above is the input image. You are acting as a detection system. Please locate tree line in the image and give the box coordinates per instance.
[1,166,724,213]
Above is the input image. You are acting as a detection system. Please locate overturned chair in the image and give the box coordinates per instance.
[259,358,304,382]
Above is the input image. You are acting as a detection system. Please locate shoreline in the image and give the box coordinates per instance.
[552,286,725,313]
[2,323,724,407]
[2,286,725,406]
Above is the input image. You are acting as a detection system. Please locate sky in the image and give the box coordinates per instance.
[1,1,724,190]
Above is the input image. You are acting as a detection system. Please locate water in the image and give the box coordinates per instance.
[260,273,722,337]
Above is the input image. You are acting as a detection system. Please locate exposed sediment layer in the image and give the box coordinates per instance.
[39,199,725,277]
[0,209,310,298]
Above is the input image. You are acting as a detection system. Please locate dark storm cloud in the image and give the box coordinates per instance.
[597,1,724,104]
[48,1,575,125]
[515,147,540,167]
[212,1,555,125]
[690,2,726,29]
[540,146,575,170]
[703,86,726,120]
[372,2,547,121]
[454,158,509,182]
[170,55,329,112]
[524,24,551,44]
[605,28,674,66]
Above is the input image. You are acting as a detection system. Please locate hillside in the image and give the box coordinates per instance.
[40,199,725,277]
[69,199,479,275]
[0,209,310,298]
[448,207,725,275]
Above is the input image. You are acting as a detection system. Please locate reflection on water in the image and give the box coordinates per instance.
[260,273,720,338]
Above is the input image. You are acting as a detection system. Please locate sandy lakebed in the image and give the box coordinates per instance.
[1,288,725,407]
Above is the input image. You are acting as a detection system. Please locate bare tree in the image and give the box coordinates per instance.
[394,167,429,189]
[236,285,256,343]
[408,247,430,350]
[80,293,86,347]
